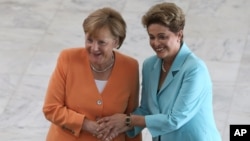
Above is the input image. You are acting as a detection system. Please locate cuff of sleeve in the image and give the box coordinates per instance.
[71,113,85,137]
[145,115,162,138]
[126,126,143,138]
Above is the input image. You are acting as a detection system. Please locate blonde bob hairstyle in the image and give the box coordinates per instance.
[83,7,126,49]
[142,2,185,42]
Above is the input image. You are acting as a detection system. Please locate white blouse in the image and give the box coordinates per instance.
[94,79,107,93]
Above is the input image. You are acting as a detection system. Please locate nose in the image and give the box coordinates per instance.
[151,38,160,47]
[91,41,99,51]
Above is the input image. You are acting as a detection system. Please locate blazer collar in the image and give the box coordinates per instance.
[155,42,192,94]
[172,43,191,71]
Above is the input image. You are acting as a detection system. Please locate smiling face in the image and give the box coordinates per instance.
[147,23,182,60]
[85,27,118,67]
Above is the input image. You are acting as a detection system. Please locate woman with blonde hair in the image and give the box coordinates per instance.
[43,7,141,141]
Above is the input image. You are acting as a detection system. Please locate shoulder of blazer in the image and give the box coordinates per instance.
[114,50,139,67]
[58,47,87,64]
[184,52,208,71]
[59,47,86,58]
[143,55,158,67]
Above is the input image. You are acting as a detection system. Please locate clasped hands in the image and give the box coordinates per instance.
[88,113,130,141]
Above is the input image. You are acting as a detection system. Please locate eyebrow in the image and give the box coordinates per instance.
[149,33,166,36]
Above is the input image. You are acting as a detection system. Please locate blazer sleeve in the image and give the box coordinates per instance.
[125,60,142,141]
[42,50,84,137]
[126,60,150,138]
[145,61,212,137]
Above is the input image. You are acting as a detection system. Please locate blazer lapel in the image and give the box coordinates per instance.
[158,69,175,94]
[147,58,161,106]
[158,43,191,94]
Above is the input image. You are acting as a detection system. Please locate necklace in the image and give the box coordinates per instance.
[161,61,167,72]
[90,56,114,73]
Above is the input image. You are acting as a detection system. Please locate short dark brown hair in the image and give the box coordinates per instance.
[142,2,185,41]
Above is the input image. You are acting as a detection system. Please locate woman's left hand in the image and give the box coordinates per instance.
[96,113,129,141]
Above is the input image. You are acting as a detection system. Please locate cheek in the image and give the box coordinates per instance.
[149,41,152,46]
[85,45,91,52]
[149,40,155,47]
[85,44,95,54]
[168,37,177,45]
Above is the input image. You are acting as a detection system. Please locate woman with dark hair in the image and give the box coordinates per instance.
[97,2,222,141]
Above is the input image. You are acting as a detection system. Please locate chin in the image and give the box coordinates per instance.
[156,53,166,59]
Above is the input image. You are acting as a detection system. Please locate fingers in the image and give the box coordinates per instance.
[95,125,118,141]
[96,128,112,141]
[96,133,103,139]
[95,114,125,140]
[97,122,111,133]
[103,132,118,141]
[98,132,118,141]
[97,117,109,124]
[95,126,120,141]
[86,118,118,141]
[99,129,110,140]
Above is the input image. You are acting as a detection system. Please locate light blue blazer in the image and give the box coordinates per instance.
[127,43,221,141]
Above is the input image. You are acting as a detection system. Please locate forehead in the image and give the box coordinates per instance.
[147,23,172,35]
[86,27,113,39]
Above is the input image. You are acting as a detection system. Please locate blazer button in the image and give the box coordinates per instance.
[97,100,102,105]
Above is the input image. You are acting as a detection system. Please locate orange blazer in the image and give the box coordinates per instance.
[43,48,141,141]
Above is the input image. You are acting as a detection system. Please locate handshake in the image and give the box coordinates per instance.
[82,113,132,141]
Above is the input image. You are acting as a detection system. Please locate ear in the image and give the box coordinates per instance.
[177,30,183,43]
[178,30,183,38]
[113,38,120,49]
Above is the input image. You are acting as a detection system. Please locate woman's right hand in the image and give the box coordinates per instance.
[82,118,100,136]
[96,114,131,141]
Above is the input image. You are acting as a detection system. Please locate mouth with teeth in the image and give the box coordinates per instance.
[154,47,168,58]
[155,47,165,52]
[90,52,102,63]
